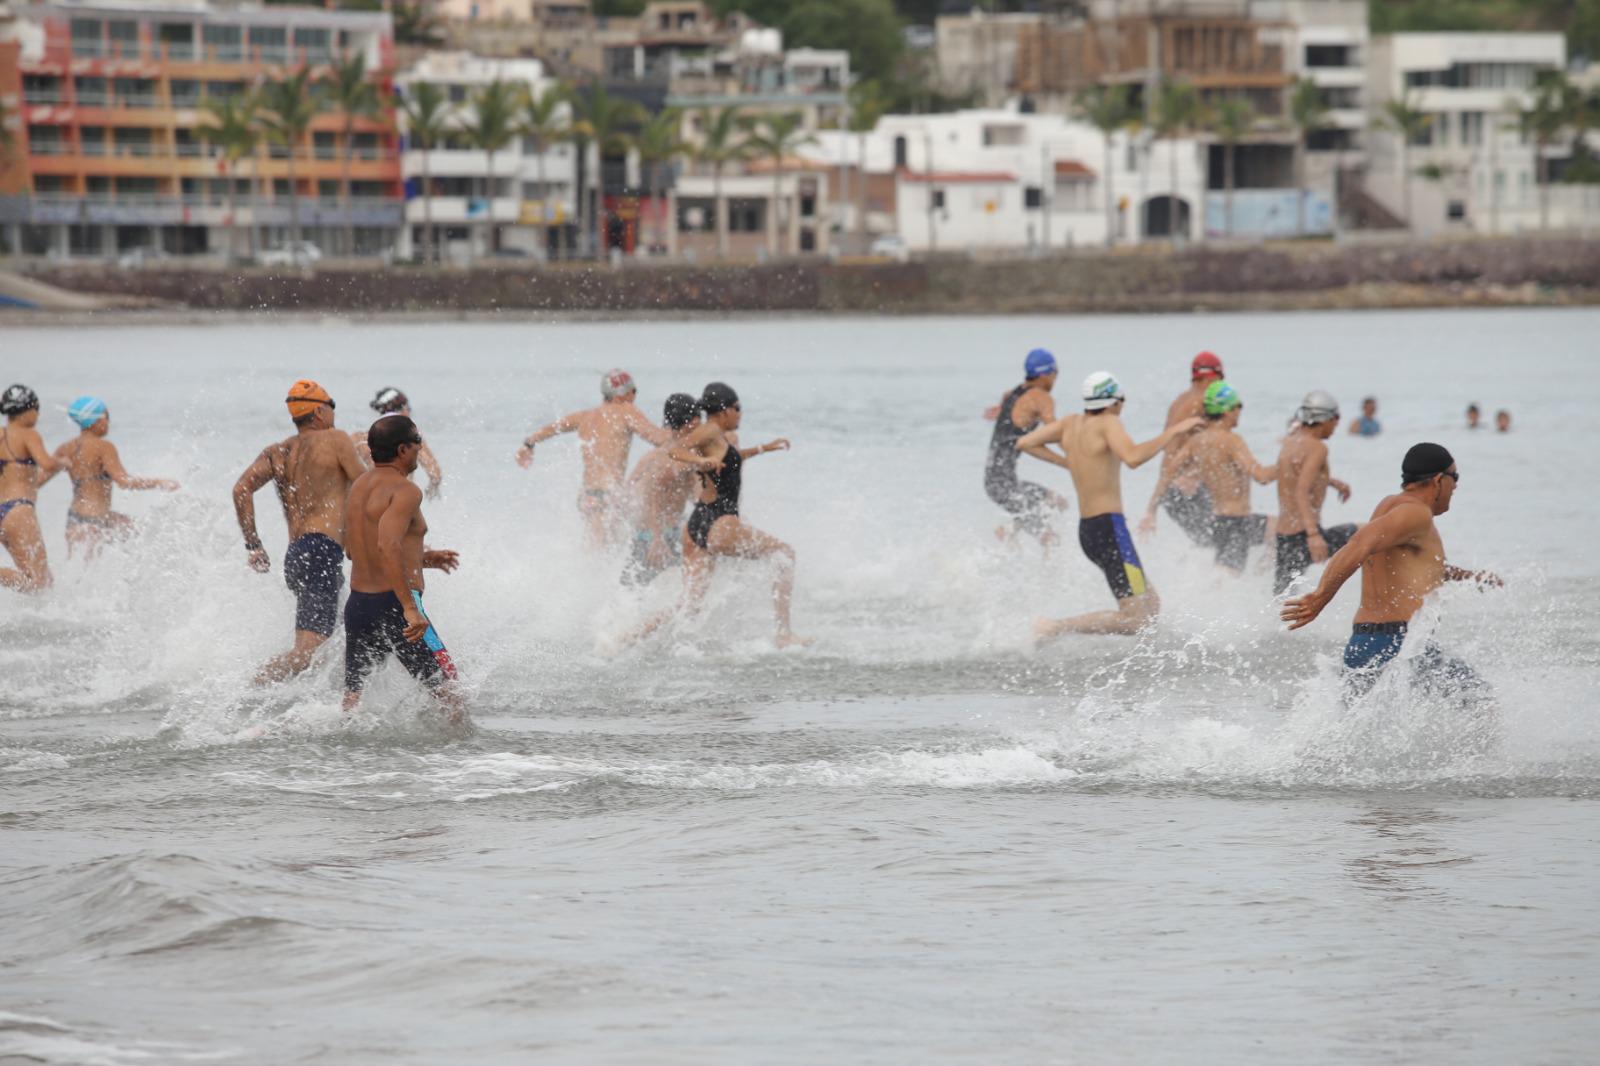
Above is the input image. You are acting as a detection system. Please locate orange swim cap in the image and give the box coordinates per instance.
[286,379,334,420]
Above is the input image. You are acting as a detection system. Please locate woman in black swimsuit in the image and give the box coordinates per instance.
[662,382,809,648]
[0,384,62,593]
[53,396,180,558]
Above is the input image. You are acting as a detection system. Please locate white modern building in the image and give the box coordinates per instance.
[669,166,830,260]
[394,51,577,261]
[1365,33,1584,235]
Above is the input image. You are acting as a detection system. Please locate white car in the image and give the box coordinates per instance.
[258,241,322,267]
[868,235,910,263]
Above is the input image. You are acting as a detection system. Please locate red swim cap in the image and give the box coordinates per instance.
[1191,351,1224,380]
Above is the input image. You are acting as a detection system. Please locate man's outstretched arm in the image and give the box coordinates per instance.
[1281,502,1430,628]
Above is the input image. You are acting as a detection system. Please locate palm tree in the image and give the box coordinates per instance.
[1152,80,1200,244]
[1289,78,1329,237]
[1374,92,1433,233]
[1075,84,1132,247]
[197,92,261,263]
[569,82,644,256]
[693,105,748,259]
[635,107,684,256]
[325,51,380,257]
[521,83,569,259]
[847,80,886,252]
[1518,70,1577,232]
[465,79,523,260]
[740,112,815,257]
[399,81,453,266]
[1209,98,1253,241]
[393,2,444,47]
[256,67,320,259]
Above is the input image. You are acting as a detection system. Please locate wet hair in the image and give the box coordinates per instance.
[663,392,700,430]
[1467,404,1480,415]
[1401,442,1454,484]
[369,414,419,464]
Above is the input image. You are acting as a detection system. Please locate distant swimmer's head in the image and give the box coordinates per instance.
[286,380,335,427]
[663,392,701,431]
[1024,348,1058,385]
[700,382,741,425]
[1082,371,1125,413]
[1202,380,1242,419]
[601,369,636,402]
[1191,351,1224,382]
[1496,409,1511,433]
[2,384,40,422]
[1296,389,1339,432]
[68,395,109,433]
[371,387,410,415]
[1401,441,1458,513]
[369,414,422,470]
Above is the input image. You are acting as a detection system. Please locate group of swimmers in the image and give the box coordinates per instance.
[985,349,1500,697]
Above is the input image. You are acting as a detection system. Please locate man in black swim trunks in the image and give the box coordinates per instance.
[1272,390,1356,595]
[985,348,1070,546]
[233,380,366,684]
[343,414,464,722]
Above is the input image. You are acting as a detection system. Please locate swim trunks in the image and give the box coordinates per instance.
[622,525,682,586]
[283,532,345,637]
[1274,522,1358,595]
[66,510,117,530]
[1212,514,1259,572]
[343,589,457,694]
[1159,484,1215,547]
[1079,513,1148,600]
[1342,621,1486,702]
[0,498,34,525]
[986,477,1051,536]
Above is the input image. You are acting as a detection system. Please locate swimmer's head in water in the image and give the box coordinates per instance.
[371,387,409,414]
[286,380,335,424]
[2,384,39,417]
[1296,389,1339,426]
[369,414,421,464]
[1191,351,1224,381]
[663,393,700,430]
[68,396,109,430]
[1401,442,1455,485]
[700,382,740,414]
[1203,380,1241,417]
[601,369,636,400]
[1082,371,1125,412]
[1024,348,1057,381]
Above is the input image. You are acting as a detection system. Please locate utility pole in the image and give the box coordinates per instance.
[924,128,938,253]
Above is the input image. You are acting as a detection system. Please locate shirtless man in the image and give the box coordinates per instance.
[54,395,180,558]
[1142,380,1277,575]
[233,380,366,684]
[343,414,463,721]
[621,393,702,586]
[985,348,1070,545]
[0,384,62,593]
[352,387,442,497]
[1270,390,1355,595]
[1152,351,1225,546]
[515,369,671,545]
[1018,371,1201,640]
[1282,443,1500,700]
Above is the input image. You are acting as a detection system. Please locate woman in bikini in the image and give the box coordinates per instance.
[54,396,180,558]
[0,384,63,592]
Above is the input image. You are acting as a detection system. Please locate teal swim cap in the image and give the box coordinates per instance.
[1203,380,1240,416]
[68,395,108,429]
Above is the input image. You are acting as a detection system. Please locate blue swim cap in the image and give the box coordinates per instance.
[1024,348,1057,379]
[68,395,108,429]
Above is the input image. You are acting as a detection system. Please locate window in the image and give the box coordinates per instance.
[1024,186,1042,209]
[982,124,1024,147]
[74,76,108,106]
[107,20,138,58]
[204,25,242,61]
[70,19,104,58]
[294,28,331,63]
[1461,111,1484,147]
[249,26,287,62]
[931,189,945,210]
[1447,200,1466,220]
[1305,44,1353,68]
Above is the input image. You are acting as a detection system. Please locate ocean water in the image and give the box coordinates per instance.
[2,309,1598,1064]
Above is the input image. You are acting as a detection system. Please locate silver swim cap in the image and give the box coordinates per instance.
[1297,389,1339,425]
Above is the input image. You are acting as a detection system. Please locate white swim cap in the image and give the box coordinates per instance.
[1297,389,1340,425]
[1082,371,1125,411]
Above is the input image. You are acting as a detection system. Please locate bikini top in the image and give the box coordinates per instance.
[69,439,111,486]
[0,429,37,473]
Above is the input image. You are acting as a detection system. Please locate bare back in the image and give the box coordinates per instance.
[260,430,363,542]
[0,425,48,502]
[1275,431,1330,535]
[1173,426,1255,517]
[1159,385,1208,493]
[347,467,428,595]
[1057,413,1127,517]
[1355,493,1446,624]
[577,403,665,492]
[60,435,115,516]
[627,442,699,529]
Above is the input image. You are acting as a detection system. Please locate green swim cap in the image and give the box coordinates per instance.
[1203,380,1241,416]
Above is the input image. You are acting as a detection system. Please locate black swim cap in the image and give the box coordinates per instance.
[663,392,699,430]
[1401,442,1454,484]
[700,382,739,413]
[371,386,409,413]
[1,384,39,416]
[369,414,420,463]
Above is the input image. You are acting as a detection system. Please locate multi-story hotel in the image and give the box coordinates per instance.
[0,0,400,260]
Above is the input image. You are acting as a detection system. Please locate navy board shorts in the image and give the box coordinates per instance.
[343,589,458,694]
[1343,622,1487,703]
[284,532,345,636]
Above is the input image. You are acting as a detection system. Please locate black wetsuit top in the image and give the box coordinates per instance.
[688,443,743,549]
[984,385,1030,492]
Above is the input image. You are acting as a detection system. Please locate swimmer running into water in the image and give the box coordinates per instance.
[53,396,180,558]
[1282,443,1500,701]
[1020,372,1201,640]
[0,384,63,593]
[353,387,443,497]
[985,348,1070,546]
[516,369,672,546]
[621,393,702,586]
[343,414,464,723]
[1153,351,1226,546]
[1271,390,1355,595]
[233,380,366,684]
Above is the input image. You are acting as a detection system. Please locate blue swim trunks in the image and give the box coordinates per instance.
[1343,622,1487,702]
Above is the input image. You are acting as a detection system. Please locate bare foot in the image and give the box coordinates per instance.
[1031,617,1061,646]
[774,632,814,649]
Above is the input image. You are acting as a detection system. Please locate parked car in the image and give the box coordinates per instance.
[116,246,172,269]
[868,234,911,263]
[258,241,323,267]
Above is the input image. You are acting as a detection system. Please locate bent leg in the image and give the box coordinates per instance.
[708,517,810,646]
[1035,587,1161,642]
[257,629,328,685]
[0,506,52,592]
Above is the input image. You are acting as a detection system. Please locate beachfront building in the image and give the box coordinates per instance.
[669,163,830,260]
[0,0,400,261]
[934,9,1041,108]
[1365,33,1589,235]
[394,51,576,261]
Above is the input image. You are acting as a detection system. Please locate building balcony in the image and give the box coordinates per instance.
[24,89,65,105]
[402,195,524,224]
[0,194,403,227]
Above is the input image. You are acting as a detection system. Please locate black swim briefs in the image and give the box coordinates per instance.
[1274,523,1358,595]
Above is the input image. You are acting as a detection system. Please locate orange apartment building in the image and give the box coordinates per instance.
[0,0,400,259]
